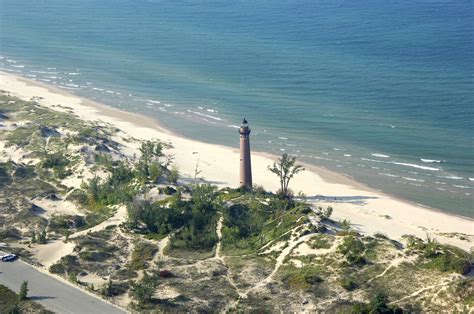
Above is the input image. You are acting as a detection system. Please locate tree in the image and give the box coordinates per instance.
[149,162,163,183]
[139,140,165,164]
[8,303,20,314]
[168,166,179,185]
[64,230,70,243]
[268,153,305,198]
[130,272,155,306]
[340,219,351,231]
[322,206,333,220]
[31,231,36,244]
[19,281,28,300]
[37,229,47,244]
[100,279,114,297]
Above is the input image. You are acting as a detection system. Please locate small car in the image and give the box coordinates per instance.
[1,254,18,262]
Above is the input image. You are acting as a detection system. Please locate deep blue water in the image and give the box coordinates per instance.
[1,0,473,216]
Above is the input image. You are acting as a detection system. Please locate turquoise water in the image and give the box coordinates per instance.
[1,0,473,216]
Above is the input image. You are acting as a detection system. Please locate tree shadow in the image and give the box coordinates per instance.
[29,296,57,301]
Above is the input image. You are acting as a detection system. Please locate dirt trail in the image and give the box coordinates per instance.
[251,230,316,292]
[367,255,415,283]
[214,216,223,260]
[389,277,458,305]
[71,205,127,239]
[153,235,170,263]
[226,226,318,311]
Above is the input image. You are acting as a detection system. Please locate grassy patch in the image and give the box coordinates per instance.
[279,264,323,290]
[130,241,158,270]
[308,234,333,249]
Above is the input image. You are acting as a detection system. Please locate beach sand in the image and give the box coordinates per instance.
[1,71,472,251]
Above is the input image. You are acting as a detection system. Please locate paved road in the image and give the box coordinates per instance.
[0,259,126,313]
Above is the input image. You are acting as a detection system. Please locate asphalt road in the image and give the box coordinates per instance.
[0,259,126,313]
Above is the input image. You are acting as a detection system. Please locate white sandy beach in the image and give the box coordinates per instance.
[1,71,472,251]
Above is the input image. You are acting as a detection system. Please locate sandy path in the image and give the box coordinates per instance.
[214,216,223,260]
[71,205,127,239]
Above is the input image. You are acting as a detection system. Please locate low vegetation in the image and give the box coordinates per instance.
[1,92,472,313]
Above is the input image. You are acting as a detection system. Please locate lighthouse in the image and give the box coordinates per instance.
[239,118,252,189]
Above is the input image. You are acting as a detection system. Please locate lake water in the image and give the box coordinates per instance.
[1,0,472,216]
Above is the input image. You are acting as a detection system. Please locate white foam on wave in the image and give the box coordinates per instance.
[390,161,440,171]
[361,158,383,163]
[379,173,399,178]
[436,187,446,191]
[344,154,351,157]
[92,87,105,91]
[362,157,440,171]
[278,137,288,140]
[206,108,217,113]
[420,158,444,163]
[313,156,331,161]
[437,175,463,180]
[189,110,221,121]
[280,148,286,151]
[65,83,79,88]
[58,85,79,91]
[106,90,115,94]
[434,181,447,185]
[30,70,58,74]
[371,153,390,158]
[147,99,161,104]
[453,185,470,189]
[67,72,80,75]
[469,178,474,182]
[402,177,425,182]
[227,125,240,129]
[11,64,25,68]
[163,103,173,107]
[6,59,16,63]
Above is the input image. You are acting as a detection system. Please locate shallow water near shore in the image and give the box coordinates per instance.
[1,0,472,216]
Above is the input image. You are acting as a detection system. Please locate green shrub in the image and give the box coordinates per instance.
[281,265,323,290]
[340,277,358,291]
[309,235,332,249]
[130,242,158,270]
[406,236,472,275]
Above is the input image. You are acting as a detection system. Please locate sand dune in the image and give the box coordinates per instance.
[0,71,472,251]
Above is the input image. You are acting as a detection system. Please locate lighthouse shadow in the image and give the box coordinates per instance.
[306,195,379,206]
[179,176,227,186]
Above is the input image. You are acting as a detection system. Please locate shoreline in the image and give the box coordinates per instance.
[1,70,472,251]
